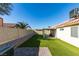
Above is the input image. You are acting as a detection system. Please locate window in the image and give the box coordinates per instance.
[71,26,78,37]
[60,28,64,31]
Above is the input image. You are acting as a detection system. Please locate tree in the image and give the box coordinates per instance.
[0,3,12,15]
[15,22,30,29]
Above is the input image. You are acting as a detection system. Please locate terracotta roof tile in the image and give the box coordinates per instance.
[52,18,79,29]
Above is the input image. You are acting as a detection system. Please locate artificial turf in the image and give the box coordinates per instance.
[19,34,79,56]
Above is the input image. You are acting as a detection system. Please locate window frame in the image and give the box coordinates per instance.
[60,28,64,31]
[71,26,78,38]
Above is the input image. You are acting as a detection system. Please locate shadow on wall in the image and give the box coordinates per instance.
[0,29,36,56]
[14,47,39,56]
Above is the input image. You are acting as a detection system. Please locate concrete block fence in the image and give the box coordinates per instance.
[0,27,36,55]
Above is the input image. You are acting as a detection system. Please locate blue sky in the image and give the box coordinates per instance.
[1,3,79,29]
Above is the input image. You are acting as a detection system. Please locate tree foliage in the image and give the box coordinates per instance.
[15,22,30,29]
[0,3,12,15]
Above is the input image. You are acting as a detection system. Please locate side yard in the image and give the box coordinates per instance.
[19,34,79,56]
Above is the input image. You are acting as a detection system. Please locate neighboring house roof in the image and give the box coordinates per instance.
[0,17,16,28]
[3,23,16,28]
[51,18,79,29]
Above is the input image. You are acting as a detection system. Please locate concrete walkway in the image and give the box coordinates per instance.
[38,47,51,56]
[14,47,52,56]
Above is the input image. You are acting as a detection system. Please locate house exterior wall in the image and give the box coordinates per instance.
[55,25,79,47]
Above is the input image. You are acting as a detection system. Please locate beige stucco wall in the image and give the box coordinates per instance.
[0,27,36,55]
[0,27,35,45]
[35,30,50,35]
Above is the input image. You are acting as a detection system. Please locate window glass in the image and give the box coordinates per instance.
[60,28,64,31]
[71,26,78,37]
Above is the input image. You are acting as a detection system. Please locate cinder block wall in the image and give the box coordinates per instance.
[35,30,50,35]
[0,27,36,45]
[0,28,36,55]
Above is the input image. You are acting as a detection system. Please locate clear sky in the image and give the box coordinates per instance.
[1,3,79,29]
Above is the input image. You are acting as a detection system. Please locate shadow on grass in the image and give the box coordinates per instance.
[15,34,55,56]
[18,34,42,47]
[16,34,42,56]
